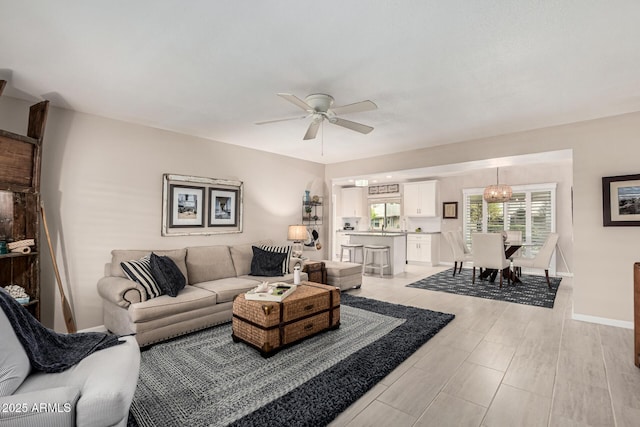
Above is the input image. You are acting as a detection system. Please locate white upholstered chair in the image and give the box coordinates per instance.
[444,231,473,276]
[512,233,559,288]
[504,229,523,273]
[471,233,511,288]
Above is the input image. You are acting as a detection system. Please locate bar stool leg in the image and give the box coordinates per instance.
[361,247,368,275]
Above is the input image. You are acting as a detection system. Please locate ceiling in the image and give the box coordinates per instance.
[2,1,640,165]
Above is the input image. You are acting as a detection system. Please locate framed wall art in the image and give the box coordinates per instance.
[169,184,205,228]
[209,188,238,227]
[162,174,243,236]
[443,201,458,219]
[602,174,640,226]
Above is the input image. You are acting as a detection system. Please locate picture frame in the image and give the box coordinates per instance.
[387,183,399,193]
[209,188,238,227]
[169,184,205,228]
[162,174,243,236]
[443,201,458,219]
[602,174,640,226]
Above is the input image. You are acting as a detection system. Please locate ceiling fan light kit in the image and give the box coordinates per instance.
[256,93,377,141]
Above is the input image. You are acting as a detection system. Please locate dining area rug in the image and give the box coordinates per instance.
[407,268,561,308]
[128,293,454,427]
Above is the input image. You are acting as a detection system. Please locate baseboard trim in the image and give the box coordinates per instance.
[572,313,633,330]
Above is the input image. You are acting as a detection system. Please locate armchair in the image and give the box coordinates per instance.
[0,309,140,427]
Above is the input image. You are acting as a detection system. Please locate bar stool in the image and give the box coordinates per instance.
[340,243,364,263]
[362,245,390,277]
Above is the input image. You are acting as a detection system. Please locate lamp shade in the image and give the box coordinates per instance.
[287,225,308,241]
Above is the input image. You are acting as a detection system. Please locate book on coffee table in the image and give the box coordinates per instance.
[245,283,297,302]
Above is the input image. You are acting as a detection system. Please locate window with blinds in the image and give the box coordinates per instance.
[463,184,556,258]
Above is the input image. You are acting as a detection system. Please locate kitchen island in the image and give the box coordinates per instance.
[346,232,406,275]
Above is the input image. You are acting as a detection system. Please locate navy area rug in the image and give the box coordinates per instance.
[407,268,562,308]
[128,293,454,427]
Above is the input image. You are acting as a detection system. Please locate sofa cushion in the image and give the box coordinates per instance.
[110,249,188,282]
[229,241,269,276]
[186,245,236,284]
[150,253,186,297]
[250,246,287,276]
[0,309,30,396]
[128,286,217,323]
[121,255,164,299]
[191,277,259,303]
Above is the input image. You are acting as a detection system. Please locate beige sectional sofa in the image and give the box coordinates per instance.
[97,241,307,346]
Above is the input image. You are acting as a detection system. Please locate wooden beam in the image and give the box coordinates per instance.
[27,100,49,141]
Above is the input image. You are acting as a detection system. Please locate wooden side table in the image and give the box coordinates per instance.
[303,260,327,284]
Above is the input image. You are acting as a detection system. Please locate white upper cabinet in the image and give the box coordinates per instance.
[341,187,364,217]
[403,180,438,217]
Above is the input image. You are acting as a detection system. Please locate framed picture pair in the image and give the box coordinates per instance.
[162,174,243,236]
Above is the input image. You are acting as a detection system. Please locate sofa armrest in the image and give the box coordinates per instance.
[0,386,80,426]
[97,276,146,308]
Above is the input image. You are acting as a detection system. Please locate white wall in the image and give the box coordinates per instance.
[1,96,326,331]
[326,112,640,326]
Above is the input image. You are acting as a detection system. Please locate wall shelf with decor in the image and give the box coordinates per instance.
[0,79,49,321]
[302,195,323,225]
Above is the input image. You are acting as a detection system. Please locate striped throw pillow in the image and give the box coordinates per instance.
[121,255,164,299]
[260,244,292,275]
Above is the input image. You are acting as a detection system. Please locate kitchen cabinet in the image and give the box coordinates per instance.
[406,233,440,266]
[0,80,48,321]
[341,187,364,217]
[403,180,438,217]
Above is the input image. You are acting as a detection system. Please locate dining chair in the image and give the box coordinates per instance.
[471,232,511,288]
[505,230,523,274]
[511,233,559,288]
[444,231,472,276]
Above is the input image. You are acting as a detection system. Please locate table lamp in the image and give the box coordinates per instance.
[288,225,308,258]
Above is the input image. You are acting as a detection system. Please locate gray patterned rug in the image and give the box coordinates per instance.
[128,294,454,427]
[407,268,562,308]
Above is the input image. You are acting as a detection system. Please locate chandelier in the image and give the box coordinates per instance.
[483,168,512,203]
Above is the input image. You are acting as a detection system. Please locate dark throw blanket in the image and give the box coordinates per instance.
[0,288,123,373]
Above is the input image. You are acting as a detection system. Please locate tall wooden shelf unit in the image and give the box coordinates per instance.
[0,80,49,321]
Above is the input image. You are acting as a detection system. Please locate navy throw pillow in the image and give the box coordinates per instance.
[250,246,288,277]
[149,253,186,297]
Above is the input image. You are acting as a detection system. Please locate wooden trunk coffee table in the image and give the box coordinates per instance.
[232,282,340,357]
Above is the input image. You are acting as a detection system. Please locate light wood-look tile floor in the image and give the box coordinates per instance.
[329,265,640,427]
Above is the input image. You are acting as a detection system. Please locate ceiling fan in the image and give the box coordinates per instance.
[256,93,377,140]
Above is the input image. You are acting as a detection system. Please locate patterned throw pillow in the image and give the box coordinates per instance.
[250,246,288,277]
[121,255,164,299]
[259,244,292,275]
[149,253,186,297]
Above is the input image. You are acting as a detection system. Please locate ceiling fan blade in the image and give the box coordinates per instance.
[303,120,321,140]
[277,93,312,111]
[331,117,374,135]
[255,115,307,125]
[330,100,377,115]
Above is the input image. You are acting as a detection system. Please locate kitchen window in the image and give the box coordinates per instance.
[369,198,401,230]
